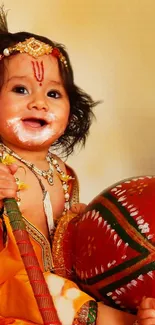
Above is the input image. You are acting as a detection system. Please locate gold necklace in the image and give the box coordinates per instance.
[0,143,54,185]
[0,143,73,236]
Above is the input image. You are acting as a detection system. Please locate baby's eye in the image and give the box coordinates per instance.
[47,90,61,98]
[12,86,28,94]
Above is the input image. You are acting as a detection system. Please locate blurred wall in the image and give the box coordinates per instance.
[3,0,155,202]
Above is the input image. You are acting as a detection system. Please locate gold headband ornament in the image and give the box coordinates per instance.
[0,37,68,68]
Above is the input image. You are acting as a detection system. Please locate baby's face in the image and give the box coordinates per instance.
[0,53,70,149]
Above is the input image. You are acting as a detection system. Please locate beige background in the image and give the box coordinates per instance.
[3,0,155,202]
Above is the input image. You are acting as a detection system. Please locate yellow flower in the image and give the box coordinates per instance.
[59,174,74,182]
[17,181,28,190]
[1,154,16,165]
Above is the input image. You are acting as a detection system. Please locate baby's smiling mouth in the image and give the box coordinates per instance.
[22,118,48,128]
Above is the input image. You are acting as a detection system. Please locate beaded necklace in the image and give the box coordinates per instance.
[0,143,73,236]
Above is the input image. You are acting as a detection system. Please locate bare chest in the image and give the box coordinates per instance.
[15,168,65,239]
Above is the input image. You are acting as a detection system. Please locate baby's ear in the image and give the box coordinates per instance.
[140,297,155,309]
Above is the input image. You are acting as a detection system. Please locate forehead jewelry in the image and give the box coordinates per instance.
[1,37,68,68]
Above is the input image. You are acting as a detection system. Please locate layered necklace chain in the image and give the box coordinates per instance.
[0,143,72,236]
[0,143,54,185]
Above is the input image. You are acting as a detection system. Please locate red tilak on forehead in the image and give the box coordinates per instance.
[31,61,44,86]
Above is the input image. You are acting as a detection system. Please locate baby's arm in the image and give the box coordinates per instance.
[96,302,136,325]
[137,297,155,325]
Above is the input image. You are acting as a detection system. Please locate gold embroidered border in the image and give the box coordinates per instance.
[52,212,77,277]
[66,164,80,205]
[23,217,53,272]
[73,301,97,325]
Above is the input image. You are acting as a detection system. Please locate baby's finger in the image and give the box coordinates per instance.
[8,164,18,175]
[139,319,155,325]
[0,173,16,182]
[71,203,87,214]
[138,309,155,319]
[0,163,18,176]
[0,187,18,200]
[0,164,13,173]
[0,180,17,189]
[140,298,155,310]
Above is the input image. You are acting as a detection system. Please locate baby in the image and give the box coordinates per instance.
[0,6,144,325]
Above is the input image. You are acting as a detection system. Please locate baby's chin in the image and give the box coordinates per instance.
[14,136,54,150]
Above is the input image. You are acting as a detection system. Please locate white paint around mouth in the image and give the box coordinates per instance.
[6,117,56,145]
[47,112,57,122]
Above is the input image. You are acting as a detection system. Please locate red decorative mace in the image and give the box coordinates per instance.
[4,198,61,325]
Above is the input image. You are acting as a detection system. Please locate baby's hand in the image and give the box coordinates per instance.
[0,163,18,208]
[70,203,87,215]
[137,297,155,325]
